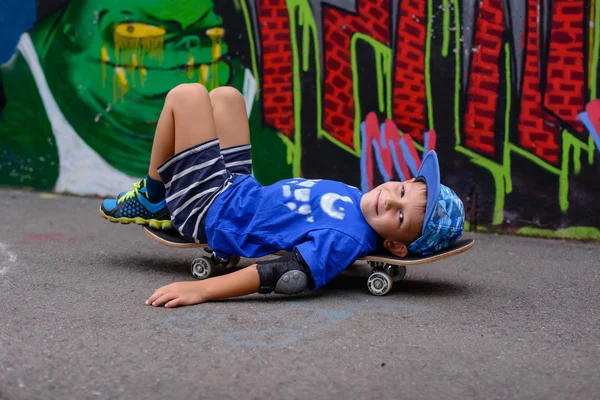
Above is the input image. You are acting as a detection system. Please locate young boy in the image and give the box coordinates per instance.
[100,84,464,308]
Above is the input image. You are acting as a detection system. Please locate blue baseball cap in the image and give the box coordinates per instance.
[407,151,465,255]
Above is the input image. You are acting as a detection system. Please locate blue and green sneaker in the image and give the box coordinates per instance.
[100,179,172,229]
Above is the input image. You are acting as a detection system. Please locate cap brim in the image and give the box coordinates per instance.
[415,150,440,235]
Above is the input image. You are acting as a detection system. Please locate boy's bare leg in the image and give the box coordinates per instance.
[147,84,217,180]
[209,87,250,148]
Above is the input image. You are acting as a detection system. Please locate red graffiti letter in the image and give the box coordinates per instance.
[392,0,428,142]
[463,0,505,156]
[257,0,294,138]
[517,0,560,164]
[323,1,390,150]
[542,0,585,135]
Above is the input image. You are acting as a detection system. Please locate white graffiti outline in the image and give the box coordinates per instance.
[0,243,17,275]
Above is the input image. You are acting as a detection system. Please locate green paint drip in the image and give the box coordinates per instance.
[559,133,571,212]
[287,0,328,163]
[503,43,513,194]
[240,0,260,98]
[588,135,595,164]
[559,131,592,212]
[442,0,450,56]
[518,226,600,240]
[277,132,295,165]
[375,51,384,112]
[286,0,312,176]
[425,0,434,129]
[385,50,393,119]
[300,11,311,71]
[588,0,599,166]
[573,146,582,174]
[452,0,461,145]
[592,0,600,100]
[350,34,392,156]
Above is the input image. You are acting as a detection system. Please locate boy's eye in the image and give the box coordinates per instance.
[398,211,404,225]
[401,185,405,197]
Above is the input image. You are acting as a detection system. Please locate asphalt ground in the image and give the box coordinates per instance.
[0,189,598,400]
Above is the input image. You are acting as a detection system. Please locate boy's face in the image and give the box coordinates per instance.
[360,179,427,257]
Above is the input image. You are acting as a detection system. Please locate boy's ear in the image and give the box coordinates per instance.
[383,240,408,257]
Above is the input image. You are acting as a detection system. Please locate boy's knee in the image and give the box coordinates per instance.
[256,250,312,295]
[166,83,210,106]
[209,86,245,109]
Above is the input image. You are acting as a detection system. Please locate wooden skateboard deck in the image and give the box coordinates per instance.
[142,226,474,264]
[142,226,474,295]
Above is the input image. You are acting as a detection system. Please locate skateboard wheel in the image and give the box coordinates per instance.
[367,272,393,296]
[190,257,213,280]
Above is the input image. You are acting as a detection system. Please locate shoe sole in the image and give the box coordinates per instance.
[99,207,173,230]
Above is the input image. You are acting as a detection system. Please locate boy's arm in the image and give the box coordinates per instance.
[146,265,260,308]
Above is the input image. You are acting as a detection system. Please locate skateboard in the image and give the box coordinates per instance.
[142,226,475,296]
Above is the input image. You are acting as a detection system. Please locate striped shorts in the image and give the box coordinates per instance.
[157,139,252,242]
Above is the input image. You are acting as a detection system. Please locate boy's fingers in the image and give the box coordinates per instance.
[165,298,182,308]
[146,289,164,305]
[152,293,177,307]
[146,284,172,304]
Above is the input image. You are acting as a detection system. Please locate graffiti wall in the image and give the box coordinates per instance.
[1,0,599,238]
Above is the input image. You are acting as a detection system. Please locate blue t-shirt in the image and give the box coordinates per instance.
[205,175,378,288]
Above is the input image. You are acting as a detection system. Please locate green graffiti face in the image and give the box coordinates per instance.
[40,0,232,175]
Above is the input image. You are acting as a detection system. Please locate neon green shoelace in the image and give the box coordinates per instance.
[117,180,143,204]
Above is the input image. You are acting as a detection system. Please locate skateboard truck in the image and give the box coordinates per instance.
[190,248,240,280]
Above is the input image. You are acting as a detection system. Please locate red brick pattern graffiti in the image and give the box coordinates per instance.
[257,0,294,138]
[392,0,427,142]
[463,0,505,156]
[543,0,585,134]
[323,1,390,150]
[517,0,560,164]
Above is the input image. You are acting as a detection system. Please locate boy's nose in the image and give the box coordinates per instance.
[384,194,402,209]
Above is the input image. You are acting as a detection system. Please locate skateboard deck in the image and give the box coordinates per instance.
[142,226,474,295]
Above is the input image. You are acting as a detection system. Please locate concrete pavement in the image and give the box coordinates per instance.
[0,189,598,399]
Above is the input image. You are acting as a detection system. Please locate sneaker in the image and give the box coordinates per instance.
[99,179,172,229]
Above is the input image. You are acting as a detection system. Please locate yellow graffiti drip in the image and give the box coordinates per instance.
[101,45,110,88]
[114,23,165,65]
[206,27,224,89]
[111,22,165,101]
[199,64,209,85]
[187,54,195,79]
[113,67,130,103]
[140,68,147,88]
[130,53,138,88]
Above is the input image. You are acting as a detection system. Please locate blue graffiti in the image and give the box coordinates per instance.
[360,115,435,192]
[578,112,600,154]
[160,299,426,348]
[0,0,36,64]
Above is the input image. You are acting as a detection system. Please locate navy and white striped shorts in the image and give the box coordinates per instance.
[157,139,252,243]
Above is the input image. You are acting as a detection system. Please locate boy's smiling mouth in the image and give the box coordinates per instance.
[375,191,380,216]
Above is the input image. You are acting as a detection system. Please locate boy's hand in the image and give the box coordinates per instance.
[146,281,207,308]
